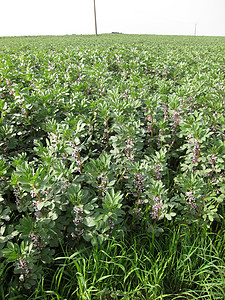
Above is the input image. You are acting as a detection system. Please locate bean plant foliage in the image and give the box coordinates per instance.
[0,34,225,290]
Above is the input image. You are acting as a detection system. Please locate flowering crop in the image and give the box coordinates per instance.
[0,34,225,289]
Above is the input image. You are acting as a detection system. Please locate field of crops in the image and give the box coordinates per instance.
[0,34,225,298]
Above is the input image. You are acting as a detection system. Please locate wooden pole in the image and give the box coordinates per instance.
[93,0,98,36]
[194,23,197,36]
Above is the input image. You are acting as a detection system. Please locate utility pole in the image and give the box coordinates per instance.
[93,0,98,36]
[194,23,197,36]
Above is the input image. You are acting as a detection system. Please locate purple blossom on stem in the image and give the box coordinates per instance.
[73,205,83,226]
[153,164,162,180]
[151,196,162,219]
[134,173,145,192]
[146,114,153,122]
[108,217,115,230]
[97,174,109,196]
[73,206,83,214]
[171,111,180,133]
[137,199,144,205]
[174,119,180,124]
[173,112,179,119]
[163,104,169,120]
[208,155,217,173]
[125,139,135,161]
[30,188,37,198]
[72,205,84,236]
[29,232,44,253]
[133,208,141,214]
[192,139,200,164]
[17,258,31,275]
[153,196,161,203]
[185,191,197,209]
[33,200,42,220]
[73,216,83,225]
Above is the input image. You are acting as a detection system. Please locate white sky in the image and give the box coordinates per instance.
[0,0,225,37]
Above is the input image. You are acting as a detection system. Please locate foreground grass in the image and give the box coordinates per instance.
[1,222,225,300]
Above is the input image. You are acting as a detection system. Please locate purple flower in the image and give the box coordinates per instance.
[185,191,197,209]
[134,173,145,192]
[108,217,115,230]
[153,164,162,179]
[73,216,83,225]
[17,258,31,275]
[32,200,42,220]
[75,228,84,236]
[137,199,144,205]
[147,115,153,122]
[151,197,162,219]
[185,191,193,197]
[211,155,217,162]
[133,208,141,214]
[73,206,83,214]
[153,196,161,203]
[173,112,179,119]
[29,232,44,253]
[152,203,163,212]
[174,119,180,124]
[30,189,37,198]
[156,174,162,180]
[151,212,158,219]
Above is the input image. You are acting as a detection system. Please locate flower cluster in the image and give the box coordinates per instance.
[145,113,153,135]
[29,232,44,253]
[72,206,84,238]
[17,258,31,276]
[209,155,217,173]
[163,103,169,120]
[134,173,144,192]
[14,189,22,209]
[153,164,162,180]
[32,200,42,220]
[69,142,82,172]
[97,173,109,196]
[171,111,180,134]
[151,196,163,219]
[125,139,135,161]
[192,140,200,164]
[187,135,200,164]
[103,119,109,140]
[133,198,145,215]
[185,191,197,209]
[30,188,37,198]
[133,207,141,214]
[106,217,115,237]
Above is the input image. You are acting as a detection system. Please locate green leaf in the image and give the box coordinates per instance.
[2,242,20,261]
[165,214,172,220]
[16,217,33,236]
[83,216,96,227]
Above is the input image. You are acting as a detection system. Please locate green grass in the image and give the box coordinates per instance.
[2,223,224,300]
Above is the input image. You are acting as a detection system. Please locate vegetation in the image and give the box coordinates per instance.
[0,34,225,299]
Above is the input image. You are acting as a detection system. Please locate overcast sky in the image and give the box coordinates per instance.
[1,0,225,37]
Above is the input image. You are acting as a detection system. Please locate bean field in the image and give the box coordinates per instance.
[0,34,225,299]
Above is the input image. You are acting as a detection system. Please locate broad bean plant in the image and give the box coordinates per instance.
[0,34,225,289]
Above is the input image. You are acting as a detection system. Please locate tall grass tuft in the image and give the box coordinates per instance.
[2,223,224,299]
[24,223,224,299]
